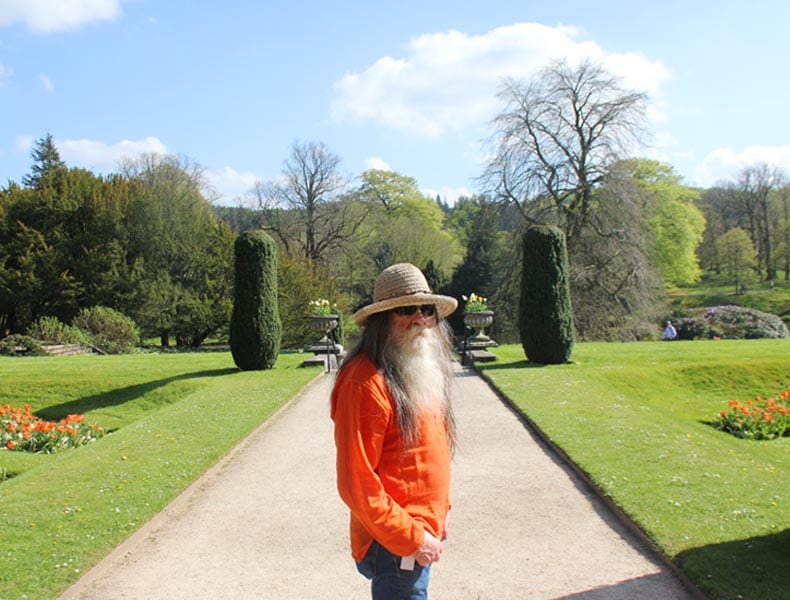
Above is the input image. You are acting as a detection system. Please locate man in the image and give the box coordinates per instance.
[661,320,678,340]
[331,263,458,599]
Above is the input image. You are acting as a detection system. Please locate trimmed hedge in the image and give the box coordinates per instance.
[519,225,575,364]
[230,230,281,370]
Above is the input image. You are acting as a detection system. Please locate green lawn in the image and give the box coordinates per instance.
[2,342,788,599]
[478,339,789,600]
[0,352,321,600]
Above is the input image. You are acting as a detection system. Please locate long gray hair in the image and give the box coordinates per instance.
[339,311,457,451]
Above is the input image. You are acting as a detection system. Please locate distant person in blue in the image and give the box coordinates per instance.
[661,321,677,340]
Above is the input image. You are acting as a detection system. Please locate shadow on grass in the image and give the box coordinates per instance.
[675,528,790,599]
[477,360,548,370]
[36,368,237,421]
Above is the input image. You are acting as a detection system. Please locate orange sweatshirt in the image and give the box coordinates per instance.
[331,354,452,562]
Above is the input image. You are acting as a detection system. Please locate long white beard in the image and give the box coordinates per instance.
[388,324,447,414]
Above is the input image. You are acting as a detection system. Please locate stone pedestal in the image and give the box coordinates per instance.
[458,310,498,365]
[301,315,343,372]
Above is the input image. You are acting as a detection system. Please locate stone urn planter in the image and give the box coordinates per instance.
[307,314,339,334]
[304,314,342,371]
[463,310,494,343]
[459,310,498,365]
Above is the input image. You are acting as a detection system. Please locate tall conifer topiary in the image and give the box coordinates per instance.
[230,230,281,370]
[520,225,574,364]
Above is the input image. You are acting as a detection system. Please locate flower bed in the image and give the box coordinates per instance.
[1,404,105,453]
[715,386,790,440]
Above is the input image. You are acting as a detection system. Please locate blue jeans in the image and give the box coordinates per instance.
[356,541,431,600]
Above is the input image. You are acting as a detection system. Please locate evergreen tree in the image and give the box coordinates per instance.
[230,230,281,370]
[22,133,66,189]
[520,225,575,364]
[446,198,507,334]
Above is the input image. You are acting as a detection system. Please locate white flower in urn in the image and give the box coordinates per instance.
[462,293,488,313]
[308,298,337,316]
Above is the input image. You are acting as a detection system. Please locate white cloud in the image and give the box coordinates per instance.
[421,185,472,207]
[331,22,668,138]
[0,0,121,33]
[0,63,13,85]
[39,73,53,92]
[205,166,259,205]
[14,134,33,152]
[363,156,391,171]
[693,145,790,187]
[58,136,167,170]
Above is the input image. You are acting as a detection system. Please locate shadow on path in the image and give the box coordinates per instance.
[552,573,681,599]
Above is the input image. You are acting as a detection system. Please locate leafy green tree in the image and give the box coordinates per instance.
[358,169,420,210]
[332,169,462,310]
[120,154,234,346]
[716,227,757,293]
[277,254,346,350]
[625,159,706,286]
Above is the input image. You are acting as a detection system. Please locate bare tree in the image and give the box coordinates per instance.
[483,59,648,247]
[483,59,659,339]
[250,141,364,262]
[736,164,785,280]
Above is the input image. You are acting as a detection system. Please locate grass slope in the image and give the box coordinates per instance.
[479,340,789,600]
[0,352,320,600]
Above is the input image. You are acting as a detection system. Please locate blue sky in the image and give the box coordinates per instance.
[2,0,789,205]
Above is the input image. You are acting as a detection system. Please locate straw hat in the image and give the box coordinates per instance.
[353,263,457,326]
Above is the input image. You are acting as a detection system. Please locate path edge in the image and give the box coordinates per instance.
[58,369,329,600]
[469,363,708,600]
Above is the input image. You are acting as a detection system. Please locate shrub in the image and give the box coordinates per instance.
[73,306,140,354]
[27,316,92,346]
[676,305,788,340]
[520,226,575,364]
[0,335,45,356]
[230,230,281,370]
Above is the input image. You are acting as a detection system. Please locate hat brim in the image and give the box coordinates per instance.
[353,293,458,326]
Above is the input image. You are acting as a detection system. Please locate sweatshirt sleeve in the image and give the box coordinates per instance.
[332,377,425,557]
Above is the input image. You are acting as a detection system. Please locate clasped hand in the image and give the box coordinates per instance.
[414,531,443,566]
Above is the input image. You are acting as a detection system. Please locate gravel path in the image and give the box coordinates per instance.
[60,364,701,599]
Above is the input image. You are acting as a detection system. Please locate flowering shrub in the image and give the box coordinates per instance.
[715,386,790,440]
[307,298,337,316]
[1,404,105,453]
[462,293,489,312]
[675,305,788,340]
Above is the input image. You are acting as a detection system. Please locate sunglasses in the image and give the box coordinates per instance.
[392,304,436,317]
